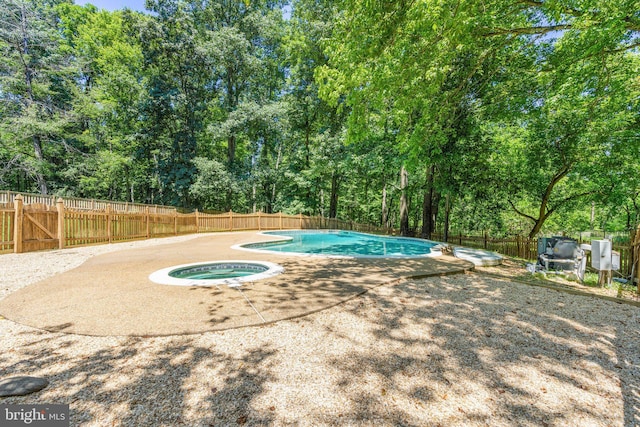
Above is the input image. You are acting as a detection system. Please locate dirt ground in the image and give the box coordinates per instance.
[476,257,640,305]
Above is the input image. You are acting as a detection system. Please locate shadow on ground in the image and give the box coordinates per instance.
[1,272,638,425]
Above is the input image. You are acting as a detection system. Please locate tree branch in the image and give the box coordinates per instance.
[508,199,537,223]
[545,190,598,218]
[602,40,640,55]
[493,1,640,37]
[540,164,571,214]
[516,0,583,19]
[483,24,573,37]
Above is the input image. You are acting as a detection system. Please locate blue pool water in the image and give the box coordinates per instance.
[241,230,440,257]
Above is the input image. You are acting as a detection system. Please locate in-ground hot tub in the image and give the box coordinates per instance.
[149,260,284,287]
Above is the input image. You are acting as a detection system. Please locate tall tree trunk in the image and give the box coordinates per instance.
[421,165,435,239]
[329,173,339,219]
[264,182,273,213]
[443,193,451,242]
[432,192,440,233]
[252,184,257,213]
[225,70,238,167]
[225,134,236,211]
[20,5,47,195]
[509,164,575,239]
[32,135,47,195]
[381,184,388,227]
[528,218,545,239]
[227,135,236,167]
[400,165,409,236]
[270,142,283,211]
[304,120,311,168]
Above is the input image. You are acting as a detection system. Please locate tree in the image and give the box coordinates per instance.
[198,0,287,210]
[487,42,640,238]
[0,0,84,194]
[318,0,640,236]
[56,4,147,201]
[135,0,211,206]
[316,0,506,235]
[282,0,344,215]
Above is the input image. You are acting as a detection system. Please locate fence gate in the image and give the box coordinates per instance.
[16,202,60,252]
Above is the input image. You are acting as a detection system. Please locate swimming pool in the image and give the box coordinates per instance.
[236,230,441,258]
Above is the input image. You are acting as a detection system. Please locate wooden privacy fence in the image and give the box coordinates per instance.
[4,192,639,281]
[4,195,390,254]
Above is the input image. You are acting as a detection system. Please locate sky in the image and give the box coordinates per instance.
[75,0,148,13]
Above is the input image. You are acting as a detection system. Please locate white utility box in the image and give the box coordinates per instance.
[591,240,612,270]
[612,251,620,271]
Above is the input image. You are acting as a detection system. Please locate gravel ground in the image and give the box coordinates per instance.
[1,236,639,426]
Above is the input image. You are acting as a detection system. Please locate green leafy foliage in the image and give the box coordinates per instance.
[0,0,637,237]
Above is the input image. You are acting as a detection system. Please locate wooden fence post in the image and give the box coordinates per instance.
[174,211,178,235]
[299,213,303,229]
[279,211,283,230]
[13,194,23,253]
[57,198,65,249]
[229,210,233,231]
[145,207,150,238]
[106,204,112,244]
[195,209,199,233]
[258,211,261,231]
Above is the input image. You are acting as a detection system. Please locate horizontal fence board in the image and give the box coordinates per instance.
[0,191,177,214]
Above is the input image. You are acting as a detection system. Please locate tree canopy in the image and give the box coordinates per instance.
[0,0,638,237]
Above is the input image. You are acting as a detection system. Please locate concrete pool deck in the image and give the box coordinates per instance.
[0,232,474,336]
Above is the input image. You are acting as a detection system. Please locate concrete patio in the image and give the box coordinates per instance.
[0,231,473,336]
